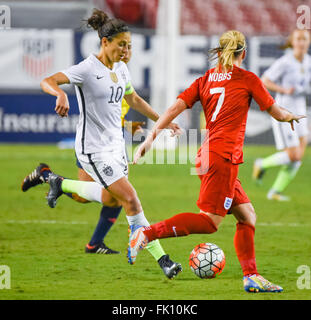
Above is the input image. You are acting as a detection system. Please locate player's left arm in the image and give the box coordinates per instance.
[266,103,306,131]
[124,90,159,121]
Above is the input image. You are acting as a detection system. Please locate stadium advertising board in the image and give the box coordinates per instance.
[0,94,78,143]
[0,29,73,89]
[0,30,310,143]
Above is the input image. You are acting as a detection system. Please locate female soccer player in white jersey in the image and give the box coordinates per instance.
[21,46,143,256]
[39,9,182,278]
[253,29,310,201]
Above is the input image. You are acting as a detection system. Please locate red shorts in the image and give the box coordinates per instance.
[196,151,250,216]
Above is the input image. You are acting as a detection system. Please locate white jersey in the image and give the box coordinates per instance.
[263,50,311,113]
[264,51,310,148]
[62,54,134,155]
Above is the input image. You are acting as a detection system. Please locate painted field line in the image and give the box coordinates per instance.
[1,220,310,228]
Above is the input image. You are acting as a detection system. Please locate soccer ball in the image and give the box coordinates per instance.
[189,243,225,279]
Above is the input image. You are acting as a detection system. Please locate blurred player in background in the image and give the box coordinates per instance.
[253,29,310,201]
[22,9,182,279]
[129,30,304,293]
[22,45,144,255]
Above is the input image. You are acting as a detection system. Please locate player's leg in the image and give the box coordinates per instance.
[128,211,221,265]
[231,182,283,292]
[48,152,182,278]
[21,160,88,202]
[231,202,258,277]
[106,177,182,276]
[76,168,123,254]
[267,135,307,201]
[232,203,283,293]
[128,152,235,263]
[252,118,292,183]
[74,158,123,254]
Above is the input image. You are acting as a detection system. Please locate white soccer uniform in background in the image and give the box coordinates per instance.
[61,54,134,187]
[263,50,311,150]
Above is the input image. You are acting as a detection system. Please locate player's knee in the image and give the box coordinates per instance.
[288,149,302,162]
[122,193,141,212]
[289,154,301,162]
[238,207,256,227]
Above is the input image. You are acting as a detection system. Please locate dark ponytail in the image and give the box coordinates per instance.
[87,9,129,41]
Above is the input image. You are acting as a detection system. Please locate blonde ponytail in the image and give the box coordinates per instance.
[209,30,246,72]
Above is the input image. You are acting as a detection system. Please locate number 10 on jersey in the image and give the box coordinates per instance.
[109,86,123,104]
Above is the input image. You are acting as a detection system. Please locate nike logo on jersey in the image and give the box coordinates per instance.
[172,226,178,237]
[96,75,104,79]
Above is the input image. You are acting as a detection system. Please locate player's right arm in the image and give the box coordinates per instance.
[41,72,70,118]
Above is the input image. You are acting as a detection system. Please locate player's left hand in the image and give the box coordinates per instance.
[289,114,306,131]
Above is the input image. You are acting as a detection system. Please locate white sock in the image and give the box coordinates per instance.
[126,211,150,227]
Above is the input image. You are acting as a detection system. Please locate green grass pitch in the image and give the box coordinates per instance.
[0,144,310,300]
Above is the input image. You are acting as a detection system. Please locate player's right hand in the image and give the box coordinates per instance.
[55,93,70,117]
[133,136,153,164]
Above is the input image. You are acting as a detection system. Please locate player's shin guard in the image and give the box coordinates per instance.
[143,212,218,241]
[234,222,258,276]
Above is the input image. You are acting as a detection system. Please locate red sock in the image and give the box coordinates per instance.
[234,222,258,276]
[143,212,218,241]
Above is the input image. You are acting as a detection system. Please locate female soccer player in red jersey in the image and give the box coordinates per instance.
[129,30,305,293]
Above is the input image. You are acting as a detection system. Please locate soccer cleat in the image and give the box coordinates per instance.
[127,225,149,265]
[85,242,120,254]
[158,254,182,279]
[46,173,64,208]
[243,274,283,293]
[21,163,51,192]
[252,158,265,184]
[267,190,290,202]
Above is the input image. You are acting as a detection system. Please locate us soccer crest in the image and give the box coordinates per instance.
[22,38,54,78]
[103,165,113,177]
[110,72,118,83]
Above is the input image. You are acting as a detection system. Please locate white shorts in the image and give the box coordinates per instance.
[271,116,309,150]
[76,149,128,188]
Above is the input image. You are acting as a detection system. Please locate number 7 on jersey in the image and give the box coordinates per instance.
[210,87,225,122]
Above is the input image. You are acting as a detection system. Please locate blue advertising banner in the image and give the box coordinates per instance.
[0,94,79,143]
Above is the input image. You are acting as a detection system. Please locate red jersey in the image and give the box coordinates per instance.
[178,65,275,164]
